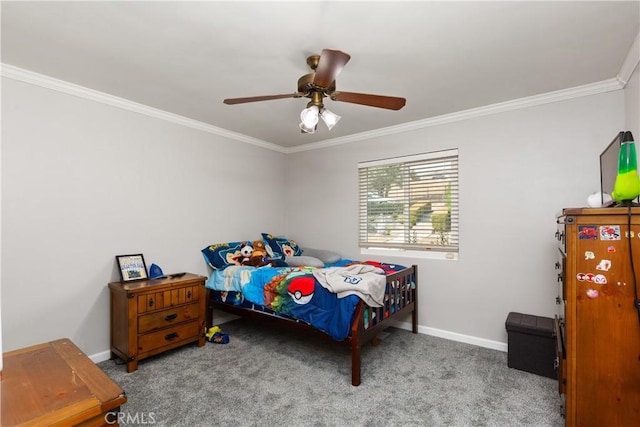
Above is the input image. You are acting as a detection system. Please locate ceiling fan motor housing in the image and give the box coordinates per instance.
[298,73,336,94]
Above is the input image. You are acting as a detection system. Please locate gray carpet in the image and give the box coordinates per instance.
[99,319,564,427]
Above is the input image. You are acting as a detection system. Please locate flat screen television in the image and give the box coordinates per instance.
[599,131,624,206]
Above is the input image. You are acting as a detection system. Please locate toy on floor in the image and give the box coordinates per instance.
[205,326,229,344]
[205,326,220,339]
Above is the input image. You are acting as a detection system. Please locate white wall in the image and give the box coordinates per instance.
[285,91,625,346]
[625,60,639,138]
[1,78,287,356]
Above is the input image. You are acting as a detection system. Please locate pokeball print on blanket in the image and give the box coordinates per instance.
[288,276,315,304]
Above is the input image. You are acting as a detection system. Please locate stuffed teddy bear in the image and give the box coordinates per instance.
[252,240,267,258]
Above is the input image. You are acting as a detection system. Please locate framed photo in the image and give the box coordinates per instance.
[116,254,148,282]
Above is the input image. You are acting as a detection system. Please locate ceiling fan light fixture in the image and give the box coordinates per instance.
[300,105,319,127]
[299,121,316,134]
[320,107,341,130]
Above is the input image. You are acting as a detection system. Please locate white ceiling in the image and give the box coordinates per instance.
[2,1,639,149]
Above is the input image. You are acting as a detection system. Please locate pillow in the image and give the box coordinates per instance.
[201,241,253,270]
[300,248,342,264]
[261,233,302,258]
[285,255,324,268]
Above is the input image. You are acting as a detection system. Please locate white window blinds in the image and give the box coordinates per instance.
[358,149,459,253]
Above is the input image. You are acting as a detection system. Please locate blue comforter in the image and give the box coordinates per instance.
[206,265,361,341]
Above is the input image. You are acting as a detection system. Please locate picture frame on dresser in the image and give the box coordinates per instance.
[115,253,148,282]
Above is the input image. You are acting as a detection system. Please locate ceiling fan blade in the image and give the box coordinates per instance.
[313,49,351,89]
[223,93,300,105]
[331,91,406,110]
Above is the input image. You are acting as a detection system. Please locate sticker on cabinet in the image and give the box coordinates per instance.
[593,274,607,284]
[586,288,599,299]
[579,226,598,239]
[599,225,621,240]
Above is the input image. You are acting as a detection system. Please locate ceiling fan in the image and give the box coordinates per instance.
[223,49,406,134]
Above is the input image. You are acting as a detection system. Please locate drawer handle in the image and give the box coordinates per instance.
[187,290,192,299]
[164,313,178,322]
[165,332,179,341]
[148,298,154,307]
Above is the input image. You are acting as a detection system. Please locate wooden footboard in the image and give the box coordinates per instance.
[348,264,418,385]
[205,264,418,386]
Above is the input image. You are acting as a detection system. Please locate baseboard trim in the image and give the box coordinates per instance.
[89,349,112,364]
[393,320,508,352]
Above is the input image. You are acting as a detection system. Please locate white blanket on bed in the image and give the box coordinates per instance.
[312,264,386,307]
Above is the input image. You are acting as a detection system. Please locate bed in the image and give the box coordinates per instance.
[203,257,418,386]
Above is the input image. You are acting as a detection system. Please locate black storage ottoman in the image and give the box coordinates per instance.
[505,312,557,379]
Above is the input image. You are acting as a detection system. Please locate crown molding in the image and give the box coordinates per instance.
[0,64,288,154]
[284,78,624,154]
[0,62,626,156]
[617,32,640,87]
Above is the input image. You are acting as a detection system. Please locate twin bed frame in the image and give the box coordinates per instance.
[205,265,418,386]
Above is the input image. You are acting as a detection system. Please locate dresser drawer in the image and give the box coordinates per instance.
[137,285,200,314]
[138,303,200,334]
[138,320,201,353]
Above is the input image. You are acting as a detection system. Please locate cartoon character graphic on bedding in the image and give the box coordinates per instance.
[262,267,316,311]
[218,291,244,306]
[263,272,289,306]
[220,264,365,341]
[214,241,253,267]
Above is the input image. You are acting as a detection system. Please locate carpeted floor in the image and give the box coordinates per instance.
[99,319,564,427]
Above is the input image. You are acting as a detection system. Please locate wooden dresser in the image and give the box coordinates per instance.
[109,273,207,372]
[1,338,126,426]
[555,207,640,426]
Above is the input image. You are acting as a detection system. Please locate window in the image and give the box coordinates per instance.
[358,149,459,257]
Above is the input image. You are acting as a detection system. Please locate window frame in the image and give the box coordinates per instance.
[358,149,459,261]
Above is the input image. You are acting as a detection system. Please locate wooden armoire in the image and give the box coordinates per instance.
[555,207,640,426]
